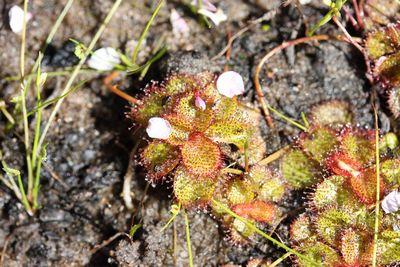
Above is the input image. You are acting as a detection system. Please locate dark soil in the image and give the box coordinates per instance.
[0,0,391,266]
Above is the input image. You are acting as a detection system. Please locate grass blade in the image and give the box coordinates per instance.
[183,211,194,267]
[371,106,380,267]
[211,199,321,267]
[132,0,164,63]
[35,0,123,161]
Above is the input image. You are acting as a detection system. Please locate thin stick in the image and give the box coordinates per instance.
[258,146,290,166]
[331,16,373,84]
[352,0,364,30]
[332,16,364,53]
[212,10,277,60]
[35,0,123,160]
[211,199,321,266]
[223,29,232,72]
[90,232,131,254]
[371,104,380,267]
[254,34,329,128]
[183,211,194,267]
[42,162,68,188]
[0,235,10,266]
[132,0,164,63]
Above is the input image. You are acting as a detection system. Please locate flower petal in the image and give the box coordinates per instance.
[382,190,400,213]
[87,47,121,71]
[9,5,32,34]
[216,71,245,98]
[146,117,172,140]
[170,9,190,37]
[198,8,227,26]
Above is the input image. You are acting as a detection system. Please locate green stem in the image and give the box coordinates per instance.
[371,109,380,267]
[20,0,28,78]
[128,46,167,74]
[28,80,87,117]
[161,203,181,231]
[5,68,102,82]
[16,173,33,216]
[267,105,308,131]
[0,103,15,124]
[19,0,33,200]
[32,154,43,209]
[31,55,44,169]
[269,252,292,267]
[132,0,164,63]
[31,60,44,209]
[26,155,33,200]
[45,0,75,49]
[183,211,194,267]
[300,112,310,128]
[35,0,123,161]
[211,199,321,267]
[19,0,75,91]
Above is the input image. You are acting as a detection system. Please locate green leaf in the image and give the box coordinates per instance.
[129,224,142,237]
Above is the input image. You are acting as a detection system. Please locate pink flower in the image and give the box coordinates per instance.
[195,95,206,110]
[382,190,400,214]
[170,9,190,37]
[146,117,172,140]
[216,71,245,98]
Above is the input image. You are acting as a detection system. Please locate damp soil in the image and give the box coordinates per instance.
[0,0,389,266]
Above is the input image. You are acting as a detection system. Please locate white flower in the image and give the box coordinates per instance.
[195,95,206,110]
[9,5,32,34]
[299,0,312,4]
[170,9,190,37]
[198,8,227,26]
[87,47,121,71]
[146,117,172,140]
[191,0,217,12]
[216,71,245,98]
[382,190,400,214]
